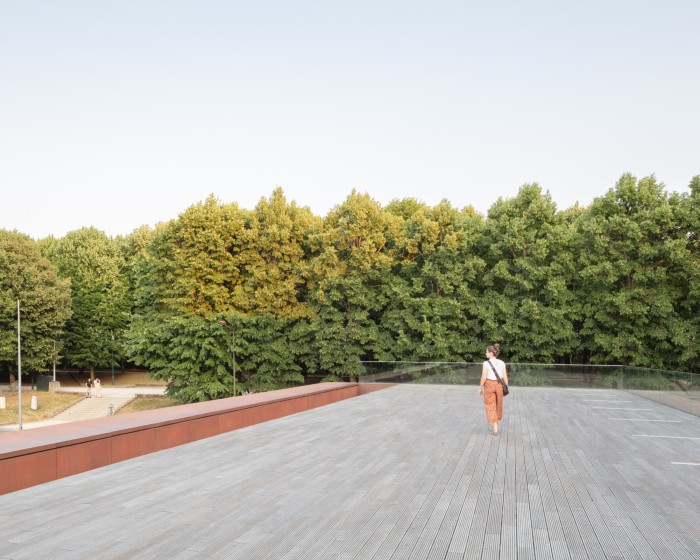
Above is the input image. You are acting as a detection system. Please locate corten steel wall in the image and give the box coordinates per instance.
[358,383,394,395]
[0,382,392,495]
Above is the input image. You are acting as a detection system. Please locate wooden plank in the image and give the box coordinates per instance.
[0,385,699,560]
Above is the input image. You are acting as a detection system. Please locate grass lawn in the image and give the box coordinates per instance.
[112,371,168,387]
[117,395,178,414]
[0,391,83,425]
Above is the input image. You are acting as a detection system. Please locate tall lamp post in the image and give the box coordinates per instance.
[218,320,236,397]
[17,300,22,431]
[110,331,115,386]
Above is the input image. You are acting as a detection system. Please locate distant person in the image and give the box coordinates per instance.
[94,378,102,398]
[479,343,509,435]
[86,378,92,398]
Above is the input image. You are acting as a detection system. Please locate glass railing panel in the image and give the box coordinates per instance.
[506,363,625,389]
[360,362,482,385]
[622,366,699,416]
[359,361,699,417]
[360,362,625,389]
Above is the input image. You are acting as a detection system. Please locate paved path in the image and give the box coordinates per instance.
[0,385,699,559]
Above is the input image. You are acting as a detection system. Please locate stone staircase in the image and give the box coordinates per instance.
[53,395,134,422]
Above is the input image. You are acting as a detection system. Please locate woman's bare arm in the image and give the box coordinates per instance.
[479,364,488,394]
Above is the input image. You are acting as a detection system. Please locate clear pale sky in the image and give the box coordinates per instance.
[1,1,698,239]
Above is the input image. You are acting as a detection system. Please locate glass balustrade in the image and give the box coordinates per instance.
[359,361,699,416]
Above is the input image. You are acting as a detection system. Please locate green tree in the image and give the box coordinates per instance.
[47,228,130,379]
[125,197,248,400]
[127,191,318,400]
[0,230,72,377]
[382,200,486,361]
[574,174,690,367]
[113,225,157,373]
[245,188,321,318]
[131,196,250,316]
[478,184,578,362]
[223,313,305,393]
[308,191,402,378]
[672,175,700,371]
[127,314,232,402]
[117,225,155,309]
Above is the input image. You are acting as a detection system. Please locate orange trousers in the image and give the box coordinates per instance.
[483,379,504,424]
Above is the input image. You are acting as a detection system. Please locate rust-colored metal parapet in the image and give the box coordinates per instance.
[0,382,392,495]
[358,383,395,395]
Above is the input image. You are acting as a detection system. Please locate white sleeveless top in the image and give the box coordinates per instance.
[484,358,506,381]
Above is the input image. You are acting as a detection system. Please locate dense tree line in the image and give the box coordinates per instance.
[1,174,699,402]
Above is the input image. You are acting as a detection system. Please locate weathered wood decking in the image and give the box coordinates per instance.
[1,385,699,559]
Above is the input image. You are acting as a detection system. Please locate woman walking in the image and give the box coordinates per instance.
[479,343,508,435]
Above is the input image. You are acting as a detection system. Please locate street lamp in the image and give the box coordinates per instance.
[218,320,236,397]
[110,331,115,386]
[17,300,22,431]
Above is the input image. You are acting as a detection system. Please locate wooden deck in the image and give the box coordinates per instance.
[1,385,699,559]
